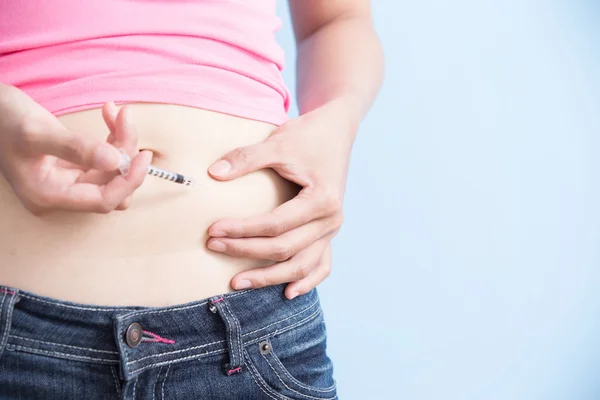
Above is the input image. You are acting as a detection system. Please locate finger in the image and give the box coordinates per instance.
[209,191,335,238]
[46,150,152,213]
[116,195,133,211]
[207,218,331,261]
[102,101,119,134]
[29,127,122,172]
[79,105,140,186]
[208,140,278,181]
[285,246,332,300]
[230,237,330,292]
[110,105,139,154]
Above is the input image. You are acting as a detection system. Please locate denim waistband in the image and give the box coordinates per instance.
[0,284,322,381]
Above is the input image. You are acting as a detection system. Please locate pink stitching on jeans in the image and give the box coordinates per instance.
[227,366,242,376]
[210,297,224,304]
[0,289,15,295]
[142,330,175,345]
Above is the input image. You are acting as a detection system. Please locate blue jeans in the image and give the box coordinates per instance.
[0,283,337,399]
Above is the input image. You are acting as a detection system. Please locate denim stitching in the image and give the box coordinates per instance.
[1,294,15,358]
[244,352,291,400]
[267,346,336,393]
[251,373,285,400]
[267,351,336,393]
[126,294,319,373]
[262,353,337,400]
[128,338,225,365]
[0,292,7,356]
[224,300,243,369]
[130,347,226,376]
[18,294,137,311]
[243,300,319,338]
[247,308,322,348]
[122,289,252,320]
[121,323,130,375]
[153,365,162,400]
[133,376,138,400]
[123,301,208,320]
[0,292,6,316]
[9,335,120,354]
[220,301,238,367]
[6,344,118,363]
[223,302,242,367]
[161,364,171,400]
[110,366,121,396]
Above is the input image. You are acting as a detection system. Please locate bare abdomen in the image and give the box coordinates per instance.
[0,104,298,306]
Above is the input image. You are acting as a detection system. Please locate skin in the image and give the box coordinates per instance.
[0,0,383,301]
[207,0,384,299]
[0,85,151,214]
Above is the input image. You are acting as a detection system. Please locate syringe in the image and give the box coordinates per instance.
[118,148,196,187]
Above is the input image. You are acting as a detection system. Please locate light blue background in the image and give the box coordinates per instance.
[276,1,599,399]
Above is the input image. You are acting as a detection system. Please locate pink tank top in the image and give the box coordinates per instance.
[0,0,290,125]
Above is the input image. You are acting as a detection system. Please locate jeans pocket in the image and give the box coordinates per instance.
[244,311,337,400]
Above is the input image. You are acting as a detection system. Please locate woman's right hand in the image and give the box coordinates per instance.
[0,84,152,215]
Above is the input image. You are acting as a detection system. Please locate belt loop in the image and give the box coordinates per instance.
[0,287,19,360]
[208,295,244,376]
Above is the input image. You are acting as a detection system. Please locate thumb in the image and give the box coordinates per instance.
[208,140,277,180]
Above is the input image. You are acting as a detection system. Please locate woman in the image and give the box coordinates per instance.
[0,0,383,398]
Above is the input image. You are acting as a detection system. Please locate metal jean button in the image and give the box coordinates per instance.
[259,340,271,355]
[125,322,143,348]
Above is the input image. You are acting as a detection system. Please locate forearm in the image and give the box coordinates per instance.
[295,14,384,126]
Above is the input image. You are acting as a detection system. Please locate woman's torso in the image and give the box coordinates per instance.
[0,0,295,305]
[0,104,299,306]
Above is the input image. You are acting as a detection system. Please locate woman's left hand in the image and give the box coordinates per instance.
[206,99,357,299]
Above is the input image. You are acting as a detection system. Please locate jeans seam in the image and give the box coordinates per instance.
[265,347,337,393]
[242,299,319,338]
[127,300,320,369]
[133,377,138,400]
[262,351,337,400]
[217,300,237,367]
[6,344,119,364]
[122,289,252,320]
[246,307,323,348]
[123,301,208,320]
[1,294,16,360]
[111,365,121,397]
[126,305,322,376]
[161,364,171,400]
[128,339,225,366]
[0,292,7,358]
[245,351,291,400]
[153,365,163,400]
[222,300,243,368]
[129,347,226,376]
[226,300,243,369]
[9,334,119,354]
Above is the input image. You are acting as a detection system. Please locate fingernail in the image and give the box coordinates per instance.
[94,143,120,171]
[288,291,299,300]
[209,160,231,176]
[210,230,227,237]
[235,280,252,290]
[208,240,226,252]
